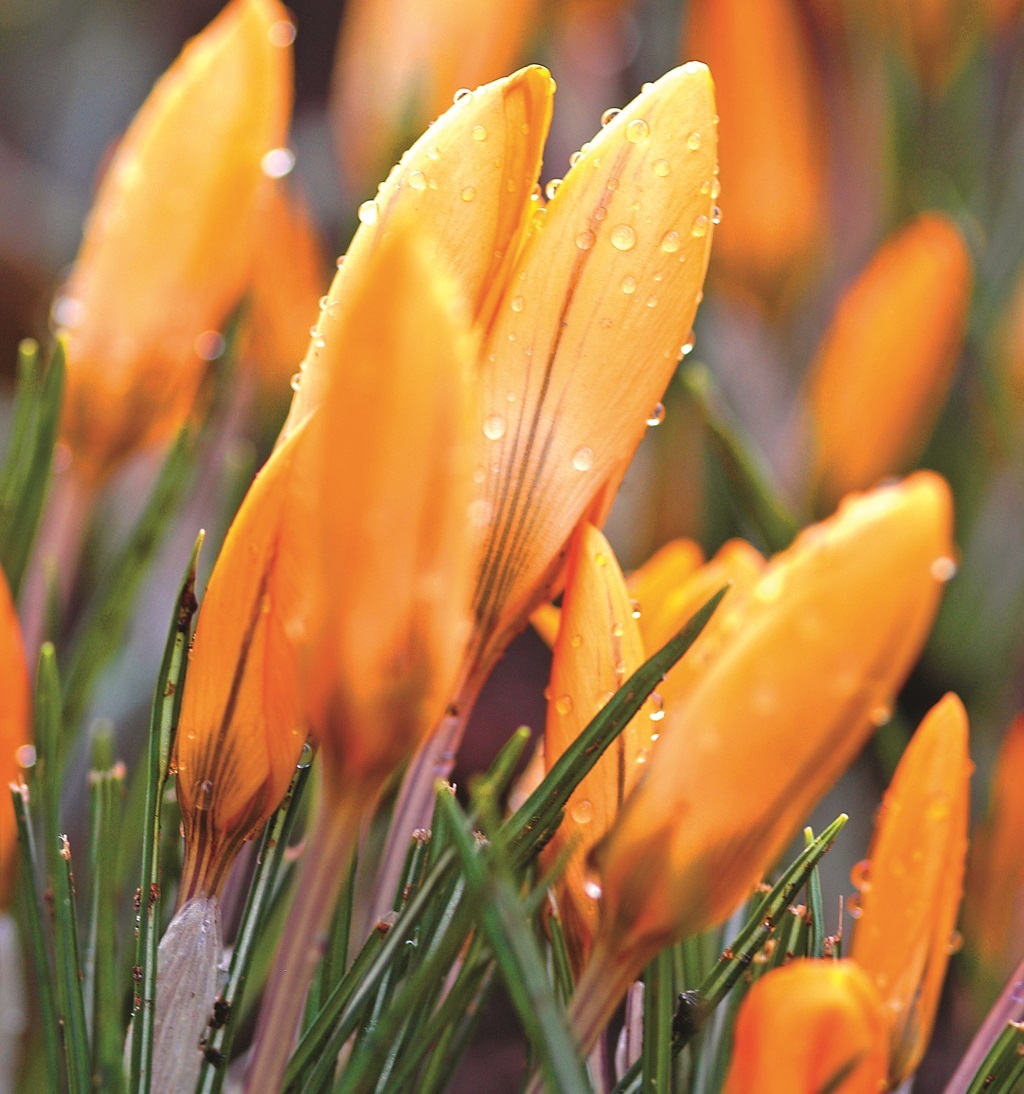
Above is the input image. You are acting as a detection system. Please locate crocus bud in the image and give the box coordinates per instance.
[684,0,828,304]
[964,714,1024,998]
[723,960,889,1094]
[576,474,953,1042]
[807,213,973,506]
[542,524,649,973]
[0,567,30,909]
[851,693,972,1084]
[58,0,293,483]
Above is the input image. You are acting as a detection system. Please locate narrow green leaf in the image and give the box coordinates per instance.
[642,949,674,1093]
[52,832,90,1094]
[546,895,577,1008]
[129,533,202,1094]
[803,827,826,960]
[681,363,799,553]
[62,426,196,737]
[963,1021,1024,1094]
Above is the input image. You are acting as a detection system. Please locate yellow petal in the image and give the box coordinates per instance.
[850,693,972,1084]
[330,0,544,192]
[807,213,973,505]
[282,65,553,442]
[595,473,954,966]
[0,567,30,910]
[174,420,311,901]
[472,62,718,675]
[723,960,889,1094]
[300,212,480,784]
[542,524,648,972]
[60,0,293,482]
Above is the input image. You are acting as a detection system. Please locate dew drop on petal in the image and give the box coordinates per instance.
[649,692,665,721]
[686,130,702,151]
[194,330,225,361]
[646,294,658,308]
[681,329,696,355]
[461,186,476,202]
[261,147,295,178]
[569,150,584,167]
[545,178,562,200]
[594,553,608,568]
[555,694,574,716]
[483,415,506,440]
[850,859,872,892]
[335,254,346,269]
[576,229,596,251]
[691,215,709,238]
[630,599,642,620]
[847,892,863,919]
[472,124,487,141]
[572,445,594,471]
[268,20,296,46]
[869,704,892,727]
[289,371,302,391]
[652,159,670,177]
[711,178,721,199]
[511,295,525,313]
[570,633,583,648]
[584,877,603,900]
[711,206,722,225]
[611,622,624,638]
[15,744,36,768]
[611,225,636,251]
[931,556,958,581]
[408,170,427,191]
[946,930,964,955]
[358,200,379,224]
[600,107,621,126]
[660,230,681,253]
[297,740,315,769]
[454,87,472,103]
[621,275,637,294]
[571,799,594,824]
[647,402,666,427]
[606,177,620,192]
[626,118,650,143]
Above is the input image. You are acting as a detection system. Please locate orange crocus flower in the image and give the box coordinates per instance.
[285,63,719,842]
[0,566,30,910]
[722,960,890,1094]
[330,0,543,193]
[684,0,828,304]
[569,473,953,1048]
[851,693,972,1084]
[57,0,293,484]
[243,180,326,406]
[807,212,973,506]
[964,714,1024,999]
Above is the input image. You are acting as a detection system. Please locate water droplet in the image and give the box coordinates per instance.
[571,799,594,824]
[850,859,872,892]
[575,229,596,251]
[691,215,709,238]
[611,622,625,638]
[931,557,957,582]
[335,254,347,269]
[594,206,607,222]
[660,231,682,255]
[194,779,214,811]
[584,877,603,900]
[636,747,650,765]
[483,415,507,441]
[756,571,785,603]
[297,740,314,769]
[426,145,441,162]
[510,295,525,314]
[194,330,225,361]
[711,206,722,225]
[454,88,472,103]
[600,107,621,126]
[681,330,696,355]
[614,659,628,678]
[569,150,584,167]
[646,294,658,308]
[649,692,665,721]
[572,445,594,472]
[630,600,642,619]
[289,371,302,391]
[472,124,487,141]
[621,275,637,294]
[358,200,379,224]
[946,930,964,955]
[711,178,721,199]
[847,892,863,918]
[652,159,670,177]
[606,178,620,192]
[869,704,892,727]
[626,118,650,143]
[268,20,296,47]
[15,744,36,768]
[570,633,583,648]
[461,186,476,202]
[408,170,427,191]
[261,147,295,178]
[700,180,711,195]
[545,178,562,200]
[647,402,666,427]
[686,130,702,151]
[50,294,85,331]
[555,694,574,716]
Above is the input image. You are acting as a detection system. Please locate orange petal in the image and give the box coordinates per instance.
[684,0,828,303]
[807,212,973,505]
[0,567,30,909]
[244,181,327,400]
[282,65,553,442]
[851,693,972,1083]
[299,213,480,784]
[59,0,293,483]
[330,0,544,192]
[595,473,954,966]
[626,537,705,641]
[472,63,717,677]
[723,960,889,1094]
[174,420,312,902]
[542,524,649,972]
[964,713,1024,994]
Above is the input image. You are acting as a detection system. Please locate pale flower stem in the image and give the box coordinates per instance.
[244,799,359,1093]
[943,953,1024,1093]
[20,461,94,658]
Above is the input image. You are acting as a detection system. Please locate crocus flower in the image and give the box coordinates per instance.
[330,0,543,192]
[285,62,719,853]
[683,0,828,304]
[0,566,30,910]
[964,714,1024,999]
[851,693,972,1084]
[57,0,293,484]
[722,960,889,1094]
[569,473,953,1049]
[806,212,973,506]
